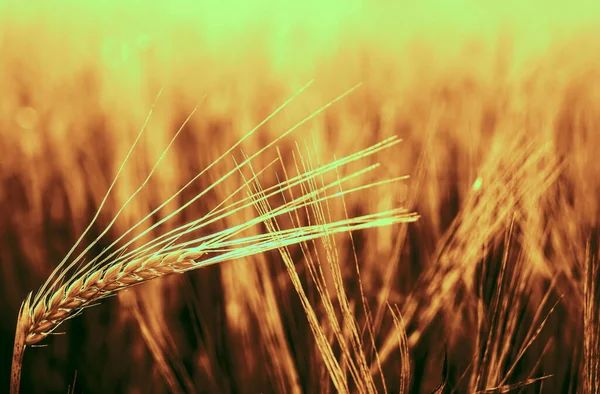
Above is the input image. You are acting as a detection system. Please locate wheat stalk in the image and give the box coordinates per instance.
[10,82,417,394]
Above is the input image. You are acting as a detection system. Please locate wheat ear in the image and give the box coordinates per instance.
[21,191,416,348]
[23,249,205,345]
[10,82,416,394]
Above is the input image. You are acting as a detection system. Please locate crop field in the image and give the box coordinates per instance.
[1,1,600,393]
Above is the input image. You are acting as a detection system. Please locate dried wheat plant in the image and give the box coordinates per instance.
[9,81,418,394]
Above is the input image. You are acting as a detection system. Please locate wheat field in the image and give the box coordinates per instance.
[1,1,600,393]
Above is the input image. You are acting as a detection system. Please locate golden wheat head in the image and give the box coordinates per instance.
[10,82,417,394]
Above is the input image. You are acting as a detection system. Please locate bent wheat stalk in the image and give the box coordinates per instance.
[10,82,417,393]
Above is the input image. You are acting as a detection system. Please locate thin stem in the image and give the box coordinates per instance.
[11,295,31,394]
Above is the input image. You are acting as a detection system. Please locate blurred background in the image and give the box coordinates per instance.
[1,0,600,392]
